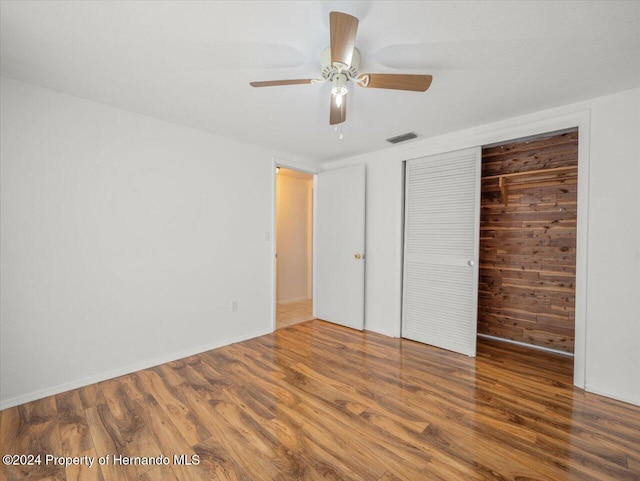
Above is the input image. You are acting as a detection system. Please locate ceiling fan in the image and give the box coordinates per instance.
[250,11,433,126]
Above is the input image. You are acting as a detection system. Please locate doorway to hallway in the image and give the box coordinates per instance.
[275,167,314,329]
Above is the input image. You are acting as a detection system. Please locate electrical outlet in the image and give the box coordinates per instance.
[231,300,238,312]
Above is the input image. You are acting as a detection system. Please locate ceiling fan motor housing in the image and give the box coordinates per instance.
[321,47,360,80]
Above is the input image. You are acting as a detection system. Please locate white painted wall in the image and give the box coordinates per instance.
[584,90,640,403]
[276,170,313,302]
[324,88,640,406]
[0,77,309,409]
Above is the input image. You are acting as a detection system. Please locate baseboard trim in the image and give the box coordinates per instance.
[477,333,574,357]
[583,386,640,407]
[0,327,273,411]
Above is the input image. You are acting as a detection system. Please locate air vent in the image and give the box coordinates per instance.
[386,132,418,144]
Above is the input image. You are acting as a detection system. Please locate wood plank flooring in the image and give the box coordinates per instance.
[2,320,639,480]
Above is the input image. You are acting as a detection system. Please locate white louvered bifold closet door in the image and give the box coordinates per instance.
[402,147,481,357]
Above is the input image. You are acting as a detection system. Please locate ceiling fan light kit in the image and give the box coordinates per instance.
[331,73,348,108]
[250,11,433,128]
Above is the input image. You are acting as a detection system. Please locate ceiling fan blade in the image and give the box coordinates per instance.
[330,94,347,125]
[330,12,359,68]
[250,79,314,87]
[358,74,433,92]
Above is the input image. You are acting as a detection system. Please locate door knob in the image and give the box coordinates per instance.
[354,253,362,259]
[468,260,475,266]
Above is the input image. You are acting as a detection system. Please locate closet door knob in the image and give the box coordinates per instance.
[468,260,475,266]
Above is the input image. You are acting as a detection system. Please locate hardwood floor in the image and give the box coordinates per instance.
[2,320,639,480]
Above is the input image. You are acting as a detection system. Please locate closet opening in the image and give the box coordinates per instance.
[275,167,314,329]
[478,128,578,367]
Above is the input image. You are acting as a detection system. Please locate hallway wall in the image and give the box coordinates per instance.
[276,169,313,302]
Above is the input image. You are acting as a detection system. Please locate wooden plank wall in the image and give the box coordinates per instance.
[478,130,578,353]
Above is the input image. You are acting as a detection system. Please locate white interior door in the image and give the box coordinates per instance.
[402,148,481,356]
[315,164,366,330]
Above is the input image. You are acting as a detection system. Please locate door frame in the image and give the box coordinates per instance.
[397,109,590,389]
[271,157,320,332]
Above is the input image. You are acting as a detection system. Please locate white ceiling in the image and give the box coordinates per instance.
[1,1,639,164]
